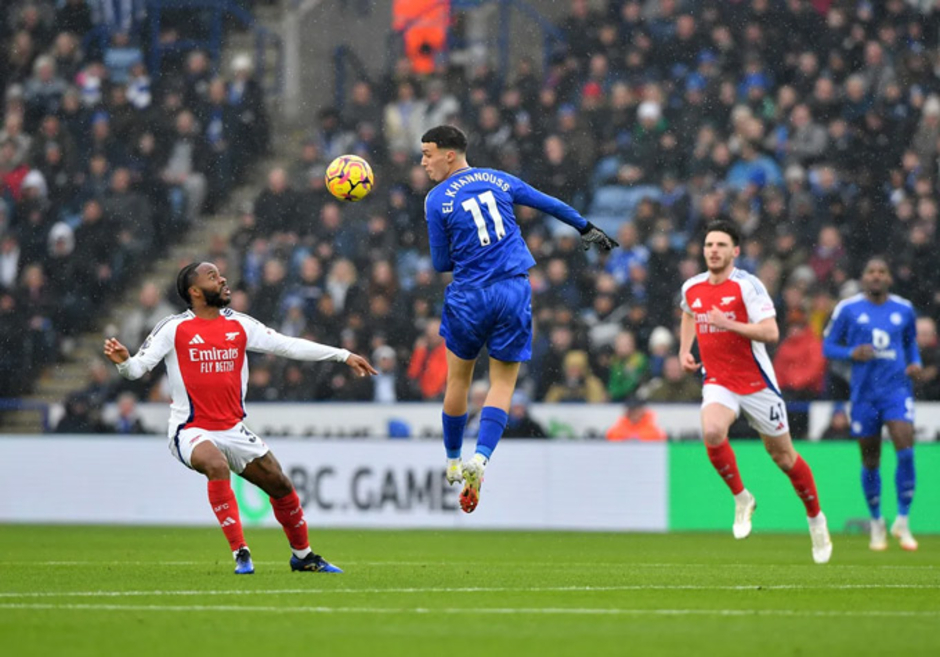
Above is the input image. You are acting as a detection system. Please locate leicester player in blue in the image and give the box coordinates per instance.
[420,125,618,513]
[823,257,922,551]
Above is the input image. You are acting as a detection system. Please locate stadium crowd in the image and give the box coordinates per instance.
[0,1,270,410]
[16,0,940,433]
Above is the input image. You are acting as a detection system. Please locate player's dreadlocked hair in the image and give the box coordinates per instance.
[176,263,200,307]
[421,125,468,152]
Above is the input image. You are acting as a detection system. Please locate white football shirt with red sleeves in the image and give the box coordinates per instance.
[115,308,350,439]
[680,268,780,395]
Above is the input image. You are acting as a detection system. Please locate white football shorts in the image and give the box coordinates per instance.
[702,384,790,437]
[170,422,270,473]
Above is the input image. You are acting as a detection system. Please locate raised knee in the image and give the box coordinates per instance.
[770,450,795,471]
[204,461,230,480]
[702,426,726,446]
[270,476,293,499]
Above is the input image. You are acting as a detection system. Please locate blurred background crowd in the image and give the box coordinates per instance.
[3,1,940,435]
[0,0,270,402]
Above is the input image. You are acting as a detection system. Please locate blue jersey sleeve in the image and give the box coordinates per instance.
[425,195,453,272]
[904,307,921,367]
[822,306,854,360]
[508,176,588,232]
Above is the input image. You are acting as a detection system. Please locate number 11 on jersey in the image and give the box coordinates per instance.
[463,191,506,246]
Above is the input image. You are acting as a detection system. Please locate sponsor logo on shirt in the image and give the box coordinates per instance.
[189,346,240,373]
[189,334,206,345]
[691,298,703,309]
[857,313,870,324]
[695,311,736,333]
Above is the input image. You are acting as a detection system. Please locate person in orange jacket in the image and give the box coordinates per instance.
[606,400,667,442]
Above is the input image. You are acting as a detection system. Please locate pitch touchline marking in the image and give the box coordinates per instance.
[0,603,937,618]
[1,583,938,599]
[2,561,936,570]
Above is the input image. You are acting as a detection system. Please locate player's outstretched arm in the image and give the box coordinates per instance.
[511,178,618,251]
[579,222,619,252]
[345,353,378,378]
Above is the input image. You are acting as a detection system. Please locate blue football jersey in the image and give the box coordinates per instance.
[424,167,587,288]
[823,294,921,403]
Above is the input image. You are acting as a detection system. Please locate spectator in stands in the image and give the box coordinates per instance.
[544,350,607,403]
[774,309,826,400]
[89,0,146,36]
[463,374,509,441]
[55,392,108,433]
[200,78,237,211]
[119,282,175,348]
[606,400,666,442]
[253,166,301,236]
[110,390,149,434]
[56,0,94,38]
[406,317,447,401]
[24,55,67,125]
[0,291,27,395]
[820,407,853,441]
[915,317,940,401]
[1,113,33,167]
[383,81,426,156]
[607,330,648,402]
[0,232,20,291]
[229,52,269,163]
[503,391,548,439]
[161,109,207,225]
[104,166,154,261]
[370,345,411,403]
[645,325,674,380]
[642,355,701,403]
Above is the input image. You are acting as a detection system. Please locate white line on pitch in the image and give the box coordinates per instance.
[1,560,936,570]
[0,602,937,618]
[1,583,938,599]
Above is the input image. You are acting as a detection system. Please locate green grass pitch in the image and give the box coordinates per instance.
[1,526,937,657]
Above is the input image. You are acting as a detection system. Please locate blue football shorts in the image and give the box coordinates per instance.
[850,393,914,438]
[439,274,532,362]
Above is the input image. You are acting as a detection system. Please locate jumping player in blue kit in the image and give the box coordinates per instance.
[420,125,618,513]
[823,257,922,551]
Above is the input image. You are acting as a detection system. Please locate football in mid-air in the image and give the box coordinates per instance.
[325,154,374,202]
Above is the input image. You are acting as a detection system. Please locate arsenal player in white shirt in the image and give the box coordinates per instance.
[679,221,832,564]
[104,262,377,574]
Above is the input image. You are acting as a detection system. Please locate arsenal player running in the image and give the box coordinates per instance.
[678,221,832,564]
[103,262,377,574]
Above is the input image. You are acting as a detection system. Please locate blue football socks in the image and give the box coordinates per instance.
[861,466,881,519]
[895,448,916,516]
[475,406,508,460]
[442,412,468,459]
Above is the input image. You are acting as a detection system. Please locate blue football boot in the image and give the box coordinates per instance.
[234,547,255,575]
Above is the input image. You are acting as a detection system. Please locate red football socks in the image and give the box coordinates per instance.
[207,479,246,551]
[271,489,310,551]
[706,441,745,495]
[786,455,821,517]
